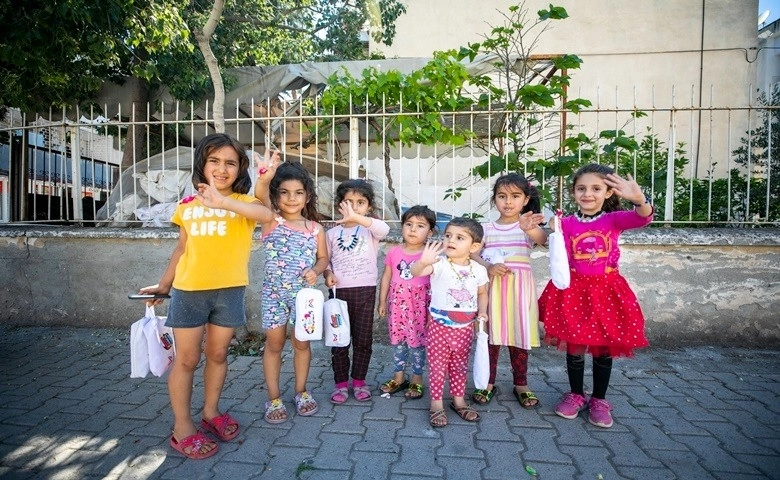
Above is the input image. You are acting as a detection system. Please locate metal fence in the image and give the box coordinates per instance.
[1,94,777,227]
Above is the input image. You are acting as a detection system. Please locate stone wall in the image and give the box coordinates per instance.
[1,226,778,347]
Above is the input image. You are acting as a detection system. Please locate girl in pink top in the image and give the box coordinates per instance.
[377,205,437,400]
[539,163,653,429]
[324,179,390,403]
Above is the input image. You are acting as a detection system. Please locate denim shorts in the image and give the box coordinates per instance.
[166,286,247,329]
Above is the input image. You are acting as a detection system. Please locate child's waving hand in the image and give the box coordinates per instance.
[411,241,444,277]
[604,173,645,206]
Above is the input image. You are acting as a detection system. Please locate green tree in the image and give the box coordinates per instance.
[1,0,406,163]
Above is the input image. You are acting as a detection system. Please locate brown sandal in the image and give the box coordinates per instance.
[449,403,480,422]
[429,409,447,428]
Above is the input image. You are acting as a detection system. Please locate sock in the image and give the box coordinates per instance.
[336,381,349,389]
[566,354,585,396]
[352,379,366,388]
[591,356,613,399]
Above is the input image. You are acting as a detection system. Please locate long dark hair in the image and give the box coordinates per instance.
[492,173,541,214]
[269,162,322,221]
[571,163,622,212]
[191,133,252,194]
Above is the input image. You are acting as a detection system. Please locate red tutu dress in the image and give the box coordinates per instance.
[538,209,653,357]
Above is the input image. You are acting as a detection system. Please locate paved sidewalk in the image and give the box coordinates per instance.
[0,326,777,480]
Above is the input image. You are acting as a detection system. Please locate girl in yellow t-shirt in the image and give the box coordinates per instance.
[140,133,278,460]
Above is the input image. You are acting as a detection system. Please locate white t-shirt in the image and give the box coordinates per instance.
[428,257,488,326]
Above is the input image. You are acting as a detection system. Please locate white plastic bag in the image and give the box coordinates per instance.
[130,305,175,378]
[473,318,490,390]
[130,313,151,378]
[143,307,176,377]
[324,288,351,347]
[295,288,324,341]
[134,169,190,203]
[549,213,570,289]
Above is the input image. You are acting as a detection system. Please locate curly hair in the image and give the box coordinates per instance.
[269,162,322,221]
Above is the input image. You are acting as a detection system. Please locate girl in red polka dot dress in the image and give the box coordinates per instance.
[538,163,653,428]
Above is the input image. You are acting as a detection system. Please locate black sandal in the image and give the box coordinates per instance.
[472,385,498,405]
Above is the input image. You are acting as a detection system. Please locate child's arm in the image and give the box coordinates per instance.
[138,226,187,305]
[377,265,392,317]
[336,202,391,238]
[302,223,330,286]
[476,282,488,321]
[197,179,274,223]
[519,211,548,246]
[410,241,443,277]
[253,149,280,209]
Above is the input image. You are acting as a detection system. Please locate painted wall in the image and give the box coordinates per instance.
[1,227,777,348]
[373,0,760,178]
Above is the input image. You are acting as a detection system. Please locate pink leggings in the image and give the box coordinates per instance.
[426,319,474,401]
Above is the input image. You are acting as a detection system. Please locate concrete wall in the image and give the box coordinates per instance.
[0,226,778,347]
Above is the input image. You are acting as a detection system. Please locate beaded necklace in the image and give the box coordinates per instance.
[575,210,604,223]
[336,226,360,251]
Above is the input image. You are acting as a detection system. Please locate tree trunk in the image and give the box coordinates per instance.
[121,76,150,170]
[194,0,226,133]
[369,118,399,218]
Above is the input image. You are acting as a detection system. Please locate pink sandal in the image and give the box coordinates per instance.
[170,431,218,459]
[200,412,239,441]
[330,387,348,404]
[353,385,372,402]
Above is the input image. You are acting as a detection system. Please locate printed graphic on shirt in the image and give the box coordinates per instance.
[181,205,241,237]
[571,231,611,263]
[397,259,414,280]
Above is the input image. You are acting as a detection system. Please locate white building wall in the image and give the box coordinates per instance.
[369,0,759,191]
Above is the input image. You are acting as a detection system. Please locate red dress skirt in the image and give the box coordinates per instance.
[538,270,649,357]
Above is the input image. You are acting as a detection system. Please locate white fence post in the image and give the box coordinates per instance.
[70,126,83,222]
[349,117,360,179]
[665,110,676,223]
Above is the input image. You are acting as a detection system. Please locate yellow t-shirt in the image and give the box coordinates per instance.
[171,193,257,291]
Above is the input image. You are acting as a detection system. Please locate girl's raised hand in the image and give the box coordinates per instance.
[196,179,226,209]
[335,201,360,224]
[518,211,545,232]
[604,173,645,205]
[419,241,444,266]
[256,149,281,182]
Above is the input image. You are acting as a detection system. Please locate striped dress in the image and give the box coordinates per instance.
[480,221,540,350]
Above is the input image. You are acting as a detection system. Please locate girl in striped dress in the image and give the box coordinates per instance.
[471,173,547,408]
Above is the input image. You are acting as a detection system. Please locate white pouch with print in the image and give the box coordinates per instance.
[549,213,570,289]
[324,288,351,347]
[295,287,324,341]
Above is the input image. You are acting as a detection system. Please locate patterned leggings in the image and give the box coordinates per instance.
[330,286,376,384]
[487,344,529,386]
[393,343,426,376]
[426,319,474,401]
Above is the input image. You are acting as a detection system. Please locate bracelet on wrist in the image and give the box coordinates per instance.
[632,196,650,207]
